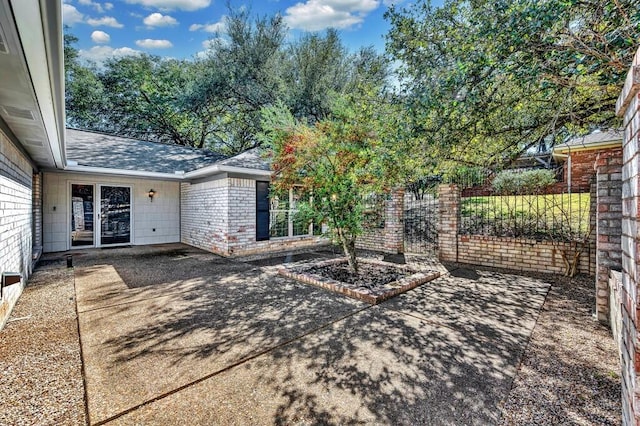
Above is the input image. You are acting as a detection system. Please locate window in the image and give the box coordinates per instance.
[269,187,316,238]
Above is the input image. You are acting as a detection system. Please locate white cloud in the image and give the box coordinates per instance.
[135,39,174,49]
[79,0,109,13]
[86,16,124,28]
[189,17,226,33]
[124,0,211,11]
[91,30,111,43]
[196,36,228,59]
[195,50,210,59]
[201,39,216,49]
[104,2,114,10]
[284,0,380,31]
[63,4,84,25]
[79,45,141,63]
[143,13,178,27]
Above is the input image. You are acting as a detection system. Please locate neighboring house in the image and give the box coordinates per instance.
[552,129,623,193]
[0,1,323,329]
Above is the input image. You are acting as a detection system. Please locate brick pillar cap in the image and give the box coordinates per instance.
[616,45,640,115]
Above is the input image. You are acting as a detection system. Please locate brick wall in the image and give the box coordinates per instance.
[615,46,640,426]
[456,235,593,275]
[356,189,404,254]
[32,172,42,258]
[181,179,229,255]
[594,148,623,323]
[610,270,623,363]
[0,128,35,330]
[567,150,602,193]
[437,184,595,275]
[181,177,325,257]
[356,227,386,252]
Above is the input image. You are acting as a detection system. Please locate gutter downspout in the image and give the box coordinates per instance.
[554,149,571,195]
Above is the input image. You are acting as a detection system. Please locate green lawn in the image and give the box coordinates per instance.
[461,192,591,238]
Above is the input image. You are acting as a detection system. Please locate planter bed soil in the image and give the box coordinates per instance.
[279,257,440,304]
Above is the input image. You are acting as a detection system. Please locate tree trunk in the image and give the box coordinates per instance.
[339,232,358,274]
[561,246,583,277]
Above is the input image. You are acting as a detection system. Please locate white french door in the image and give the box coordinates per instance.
[98,185,132,246]
[70,183,132,248]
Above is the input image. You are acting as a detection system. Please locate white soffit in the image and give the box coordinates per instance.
[0,0,65,169]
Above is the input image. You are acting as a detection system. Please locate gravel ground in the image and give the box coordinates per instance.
[0,263,86,426]
[499,273,621,425]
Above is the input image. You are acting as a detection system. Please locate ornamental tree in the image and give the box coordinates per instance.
[261,98,399,273]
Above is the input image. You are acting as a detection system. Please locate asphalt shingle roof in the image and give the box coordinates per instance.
[554,129,623,153]
[65,129,269,174]
[215,148,271,171]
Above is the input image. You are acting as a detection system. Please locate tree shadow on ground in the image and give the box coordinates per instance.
[76,247,367,422]
[75,246,619,425]
[247,266,551,425]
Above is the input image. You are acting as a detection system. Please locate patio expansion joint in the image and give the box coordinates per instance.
[77,286,214,314]
[89,303,373,426]
[73,272,92,426]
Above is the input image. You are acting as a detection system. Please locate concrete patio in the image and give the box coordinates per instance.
[59,243,551,425]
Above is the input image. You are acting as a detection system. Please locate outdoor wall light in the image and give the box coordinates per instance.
[148,189,156,202]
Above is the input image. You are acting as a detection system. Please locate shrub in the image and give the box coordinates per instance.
[492,169,556,195]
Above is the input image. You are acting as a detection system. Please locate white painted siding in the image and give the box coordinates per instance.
[42,172,180,252]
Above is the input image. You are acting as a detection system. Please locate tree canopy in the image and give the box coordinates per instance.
[385,0,639,171]
[64,10,389,155]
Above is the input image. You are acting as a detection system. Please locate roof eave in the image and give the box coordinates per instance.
[552,139,622,156]
[61,163,272,181]
[11,0,66,168]
[62,164,185,180]
[184,164,272,180]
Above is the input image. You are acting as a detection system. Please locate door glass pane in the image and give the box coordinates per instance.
[101,186,131,245]
[71,184,94,247]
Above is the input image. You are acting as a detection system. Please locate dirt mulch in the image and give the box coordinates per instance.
[500,273,621,425]
[0,266,86,426]
[280,257,440,304]
[305,261,412,289]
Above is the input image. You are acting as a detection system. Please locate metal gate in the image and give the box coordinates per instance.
[404,180,439,254]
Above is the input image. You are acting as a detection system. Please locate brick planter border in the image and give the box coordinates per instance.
[279,257,440,304]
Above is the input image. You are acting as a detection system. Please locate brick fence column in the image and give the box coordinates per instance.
[438,184,459,262]
[384,188,404,254]
[615,45,640,426]
[594,148,623,323]
[589,178,597,276]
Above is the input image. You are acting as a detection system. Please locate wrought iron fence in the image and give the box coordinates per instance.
[404,177,440,253]
[453,167,593,242]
